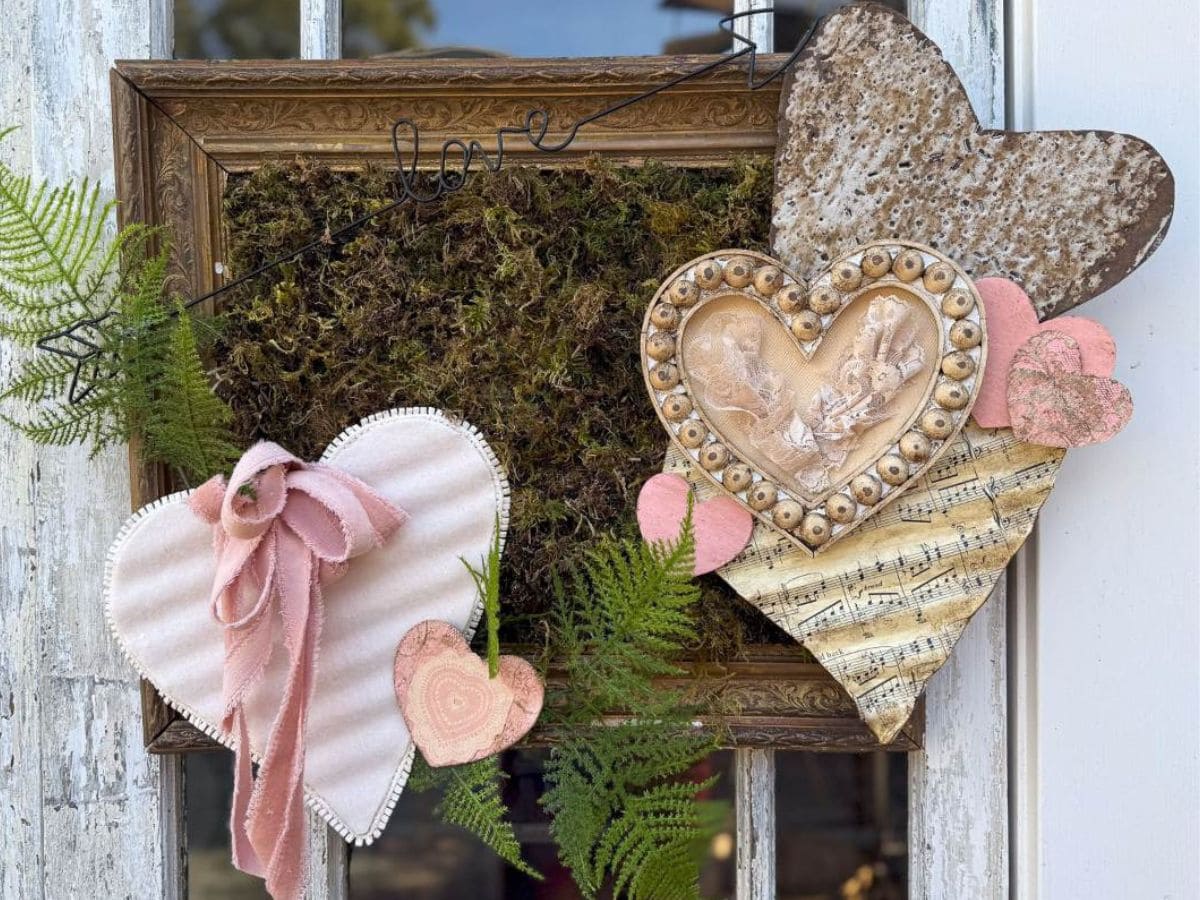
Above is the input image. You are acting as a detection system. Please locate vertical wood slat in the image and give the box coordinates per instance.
[301,0,343,60]
[905,5,1009,900]
[298,1,349,895]
[0,0,176,897]
[730,5,774,896]
[732,0,774,53]
[735,749,776,900]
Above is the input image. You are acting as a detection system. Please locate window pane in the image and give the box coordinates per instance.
[776,752,908,899]
[349,749,736,899]
[185,751,270,899]
[341,0,728,58]
[174,0,300,58]
[341,0,907,59]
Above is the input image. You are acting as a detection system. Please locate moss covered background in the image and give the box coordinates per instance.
[215,157,793,654]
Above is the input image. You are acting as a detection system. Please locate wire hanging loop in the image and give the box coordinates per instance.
[42,6,823,404]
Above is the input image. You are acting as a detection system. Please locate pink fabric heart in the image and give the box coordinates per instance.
[636,473,753,575]
[189,442,406,900]
[1008,331,1133,447]
[394,620,543,767]
[974,277,1117,428]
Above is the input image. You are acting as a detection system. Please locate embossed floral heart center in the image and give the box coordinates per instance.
[642,245,986,554]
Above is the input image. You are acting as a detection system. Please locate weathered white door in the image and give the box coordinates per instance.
[2,1,1194,898]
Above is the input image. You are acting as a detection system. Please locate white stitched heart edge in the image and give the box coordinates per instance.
[103,407,510,845]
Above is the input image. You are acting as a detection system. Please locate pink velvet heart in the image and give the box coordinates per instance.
[1007,331,1133,448]
[637,473,753,575]
[394,620,543,768]
[975,277,1117,428]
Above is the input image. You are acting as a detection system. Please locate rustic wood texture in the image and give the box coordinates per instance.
[906,5,1013,897]
[667,424,1063,743]
[110,53,921,753]
[771,3,1174,321]
[0,1,172,898]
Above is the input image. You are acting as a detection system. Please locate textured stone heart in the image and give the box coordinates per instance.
[973,278,1118,428]
[1008,331,1133,447]
[636,473,753,574]
[772,4,1173,321]
[642,244,986,554]
[394,620,543,768]
[106,408,508,843]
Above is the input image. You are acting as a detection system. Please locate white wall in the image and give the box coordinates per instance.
[1011,0,1200,897]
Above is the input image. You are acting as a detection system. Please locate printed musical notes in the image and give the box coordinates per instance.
[665,423,1064,743]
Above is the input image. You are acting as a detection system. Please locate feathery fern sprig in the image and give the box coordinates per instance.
[408,755,542,879]
[0,126,238,481]
[542,510,726,900]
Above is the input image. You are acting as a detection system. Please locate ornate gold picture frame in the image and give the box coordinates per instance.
[110,56,922,753]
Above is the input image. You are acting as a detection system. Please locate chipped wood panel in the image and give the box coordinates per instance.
[907,4,1010,899]
[0,0,172,897]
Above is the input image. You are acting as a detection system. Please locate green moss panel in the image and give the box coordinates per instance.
[216,157,794,654]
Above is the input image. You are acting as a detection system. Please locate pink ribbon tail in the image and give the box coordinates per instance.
[191,442,405,900]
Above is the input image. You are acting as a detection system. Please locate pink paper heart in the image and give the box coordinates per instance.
[1007,331,1133,447]
[637,473,753,575]
[394,620,543,768]
[975,277,1117,428]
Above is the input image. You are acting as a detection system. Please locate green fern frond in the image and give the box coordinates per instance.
[543,721,721,900]
[542,515,722,900]
[464,512,503,677]
[408,755,542,880]
[141,304,240,482]
[553,517,699,723]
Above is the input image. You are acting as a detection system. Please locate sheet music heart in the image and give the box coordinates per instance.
[642,244,986,556]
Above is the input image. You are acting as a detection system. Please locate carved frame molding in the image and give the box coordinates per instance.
[110,56,922,754]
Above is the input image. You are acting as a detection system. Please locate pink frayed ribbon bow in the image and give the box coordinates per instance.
[190,442,406,900]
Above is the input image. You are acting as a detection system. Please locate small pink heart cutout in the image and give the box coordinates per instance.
[975,278,1117,428]
[394,620,543,768]
[1007,331,1133,448]
[637,473,753,575]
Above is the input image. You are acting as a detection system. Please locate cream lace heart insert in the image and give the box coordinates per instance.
[642,244,986,554]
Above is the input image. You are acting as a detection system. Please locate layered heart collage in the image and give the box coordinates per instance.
[103,0,1172,856]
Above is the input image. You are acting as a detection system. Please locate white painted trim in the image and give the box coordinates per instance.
[1008,539,1039,900]
[733,0,773,53]
[298,2,348,892]
[734,749,776,900]
[301,0,342,60]
[906,3,1010,899]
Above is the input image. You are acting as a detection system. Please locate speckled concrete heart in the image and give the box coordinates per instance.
[772,3,1173,321]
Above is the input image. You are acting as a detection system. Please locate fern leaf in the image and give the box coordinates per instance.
[141,304,240,482]
[542,515,723,900]
[463,512,503,677]
[408,755,542,880]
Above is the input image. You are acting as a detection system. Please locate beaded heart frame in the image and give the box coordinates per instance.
[640,242,987,554]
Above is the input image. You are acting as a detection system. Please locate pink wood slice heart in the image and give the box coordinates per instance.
[394,620,544,768]
[636,473,753,574]
[974,278,1118,428]
[1008,331,1133,447]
